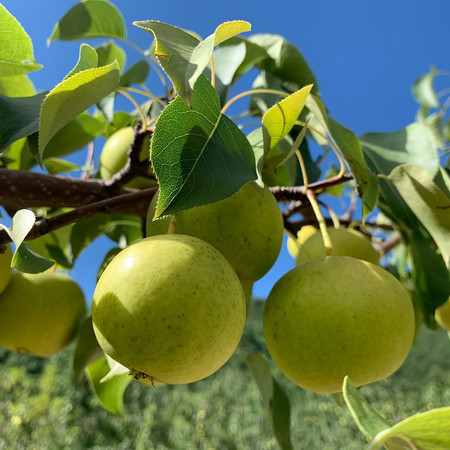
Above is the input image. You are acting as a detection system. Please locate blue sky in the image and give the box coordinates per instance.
[2,0,449,301]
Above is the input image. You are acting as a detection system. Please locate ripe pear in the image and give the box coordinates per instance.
[263,256,415,394]
[296,227,379,265]
[147,182,284,283]
[435,298,450,331]
[0,245,12,294]
[99,127,156,188]
[92,234,246,385]
[0,271,86,357]
[287,225,317,258]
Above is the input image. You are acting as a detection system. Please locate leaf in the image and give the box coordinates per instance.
[100,356,131,383]
[9,209,36,246]
[96,41,126,71]
[343,377,391,439]
[85,356,132,416]
[305,95,378,214]
[11,243,55,274]
[39,61,120,160]
[368,407,450,450]
[48,0,126,42]
[262,84,312,152]
[119,60,149,87]
[246,353,293,450]
[410,231,450,327]
[412,67,439,109]
[65,44,98,79]
[0,4,42,76]
[151,74,256,217]
[360,122,439,179]
[73,315,103,382]
[249,34,319,96]
[134,20,250,103]
[0,91,47,153]
[44,157,81,174]
[0,74,35,97]
[388,164,450,267]
[70,215,111,260]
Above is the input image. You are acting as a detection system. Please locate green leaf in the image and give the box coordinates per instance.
[96,41,126,71]
[0,74,35,97]
[343,377,391,439]
[119,60,149,87]
[360,122,440,179]
[9,209,35,246]
[65,44,98,79]
[246,353,293,450]
[151,75,256,217]
[44,157,81,174]
[39,61,120,160]
[305,95,378,214]
[412,67,439,109]
[11,243,55,274]
[249,34,319,97]
[85,356,132,416]
[49,0,126,42]
[262,84,312,151]
[0,4,42,76]
[73,315,103,383]
[410,231,450,327]
[96,247,123,281]
[70,215,111,260]
[0,91,47,153]
[134,20,250,103]
[368,407,450,450]
[388,164,450,267]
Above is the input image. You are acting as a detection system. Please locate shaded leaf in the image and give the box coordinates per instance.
[246,353,293,450]
[96,41,126,71]
[412,67,439,109]
[0,4,42,76]
[73,315,103,382]
[134,20,250,103]
[11,243,55,274]
[96,247,123,281]
[151,75,256,217]
[343,377,390,439]
[368,407,450,450]
[39,61,120,160]
[0,91,47,153]
[65,44,98,79]
[388,164,450,267]
[49,0,126,42]
[71,215,111,260]
[85,356,132,416]
[120,60,149,87]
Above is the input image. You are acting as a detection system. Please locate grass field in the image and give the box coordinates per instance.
[1,300,449,449]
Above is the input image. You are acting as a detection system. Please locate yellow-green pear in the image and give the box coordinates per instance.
[99,127,155,188]
[92,234,246,385]
[435,298,450,331]
[296,227,379,265]
[263,256,415,394]
[0,271,86,357]
[287,225,317,258]
[147,182,284,283]
[0,245,12,294]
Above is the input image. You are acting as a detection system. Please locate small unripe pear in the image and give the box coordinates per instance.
[0,245,12,295]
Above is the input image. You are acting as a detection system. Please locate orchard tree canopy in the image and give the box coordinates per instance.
[0,1,449,448]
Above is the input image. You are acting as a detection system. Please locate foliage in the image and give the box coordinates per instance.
[0,1,449,448]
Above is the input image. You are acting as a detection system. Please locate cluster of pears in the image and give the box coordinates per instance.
[264,225,416,394]
[92,181,284,385]
[0,246,86,357]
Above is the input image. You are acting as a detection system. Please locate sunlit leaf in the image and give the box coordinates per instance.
[49,0,126,42]
[0,74,35,97]
[0,4,42,76]
[412,67,439,109]
[85,356,132,416]
[44,157,81,174]
[96,41,126,71]
[39,61,120,160]
[388,164,450,267]
[151,75,256,217]
[343,377,390,439]
[65,44,98,79]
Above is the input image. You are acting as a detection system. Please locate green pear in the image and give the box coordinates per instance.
[263,256,415,394]
[286,225,317,258]
[0,271,86,357]
[92,234,246,385]
[296,227,379,265]
[0,245,12,294]
[99,127,156,189]
[435,298,450,331]
[147,182,284,283]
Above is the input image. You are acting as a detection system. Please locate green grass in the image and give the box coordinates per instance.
[0,300,449,449]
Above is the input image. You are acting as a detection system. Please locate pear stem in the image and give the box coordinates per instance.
[167,214,177,234]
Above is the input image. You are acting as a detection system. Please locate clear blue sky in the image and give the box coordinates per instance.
[2,0,449,301]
